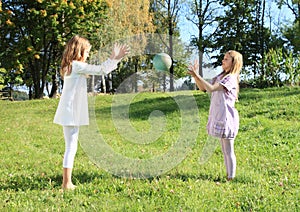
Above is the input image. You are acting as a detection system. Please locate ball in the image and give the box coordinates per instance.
[153,53,172,72]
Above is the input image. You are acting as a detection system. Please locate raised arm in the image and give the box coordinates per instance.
[188,60,223,93]
[72,59,120,76]
[73,44,130,76]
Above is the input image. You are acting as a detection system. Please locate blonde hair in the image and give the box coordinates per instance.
[227,50,243,75]
[60,35,91,78]
[224,50,243,98]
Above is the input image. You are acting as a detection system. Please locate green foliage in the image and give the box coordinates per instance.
[1,0,156,97]
[0,0,299,97]
[264,48,284,87]
[212,0,271,69]
[0,0,108,99]
[283,51,300,86]
[187,0,220,77]
[0,87,299,211]
[249,48,300,88]
[282,20,300,54]
[0,68,6,90]
[149,0,184,90]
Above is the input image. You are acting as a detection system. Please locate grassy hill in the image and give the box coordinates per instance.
[0,87,299,211]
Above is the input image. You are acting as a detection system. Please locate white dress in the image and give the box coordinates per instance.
[53,59,119,126]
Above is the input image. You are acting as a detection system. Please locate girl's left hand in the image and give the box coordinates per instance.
[110,43,130,60]
[188,60,199,77]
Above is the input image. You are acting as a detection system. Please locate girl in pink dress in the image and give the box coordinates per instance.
[188,50,243,181]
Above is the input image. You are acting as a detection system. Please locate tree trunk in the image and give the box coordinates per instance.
[260,0,266,80]
[102,75,106,94]
[134,57,138,93]
[29,85,33,100]
[169,33,174,92]
[198,51,203,78]
[49,72,58,98]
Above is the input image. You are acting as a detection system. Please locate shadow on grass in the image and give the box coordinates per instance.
[0,174,61,191]
[239,86,300,101]
[72,172,110,184]
[0,172,112,191]
[167,173,222,182]
[0,170,255,191]
[95,93,210,121]
[95,87,300,121]
[155,173,257,185]
[73,171,256,185]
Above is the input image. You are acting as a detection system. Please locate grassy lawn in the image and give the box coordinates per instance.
[0,87,299,211]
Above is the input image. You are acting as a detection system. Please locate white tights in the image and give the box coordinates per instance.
[220,138,236,179]
[63,126,79,168]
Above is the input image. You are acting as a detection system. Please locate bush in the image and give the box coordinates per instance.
[242,48,300,88]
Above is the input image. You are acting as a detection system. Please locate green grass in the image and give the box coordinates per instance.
[0,87,299,211]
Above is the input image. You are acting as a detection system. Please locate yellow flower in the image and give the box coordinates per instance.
[6,19,14,26]
[69,2,76,9]
[79,6,84,13]
[40,10,47,17]
[51,13,58,19]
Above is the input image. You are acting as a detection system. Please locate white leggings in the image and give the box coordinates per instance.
[63,126,79,168]
[220,138,236,179]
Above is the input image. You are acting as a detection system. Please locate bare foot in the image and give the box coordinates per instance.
[62,183,77,190]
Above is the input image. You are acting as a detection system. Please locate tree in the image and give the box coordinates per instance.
[151,0,182,91]
[89,0,155,93]
[276,0,300,53]
[186,0,221,77]
[0,0,107,99]
[211,0,273,79]
[276,0,299,20]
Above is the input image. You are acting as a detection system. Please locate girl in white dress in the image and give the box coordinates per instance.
[54,35,129,190]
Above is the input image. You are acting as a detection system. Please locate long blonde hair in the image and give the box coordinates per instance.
[224,50,243,97]
[60,35,91,79]
[227,50,243,75]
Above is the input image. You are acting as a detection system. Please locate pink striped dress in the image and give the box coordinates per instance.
[207,73,239,139]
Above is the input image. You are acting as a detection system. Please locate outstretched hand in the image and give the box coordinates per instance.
[188,59,208,92]
[110,43,130,60]
[187,60,199,77]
